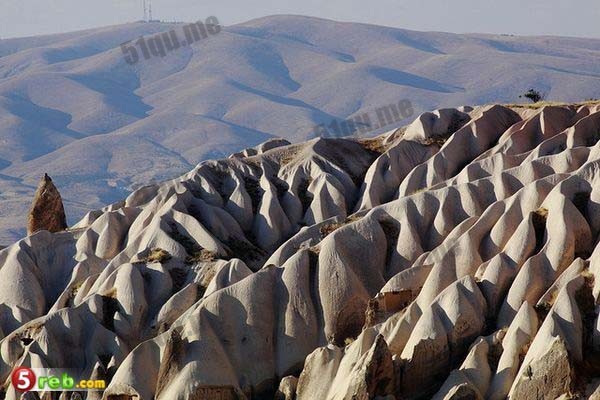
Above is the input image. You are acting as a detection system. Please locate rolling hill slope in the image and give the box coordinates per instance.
[0,15,599,243]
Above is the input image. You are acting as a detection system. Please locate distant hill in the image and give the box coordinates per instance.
[0,15,599,243]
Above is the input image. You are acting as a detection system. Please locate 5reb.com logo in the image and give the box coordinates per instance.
[11,367,106,392]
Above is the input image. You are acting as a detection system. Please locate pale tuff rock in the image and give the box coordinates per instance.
[403,108,472,143]
[275,376,298,400]
[486,302,538,400]
[330,334,396,399]
[432,336,496,400]
[27,173,68,235]
[510,337,573,400]
[296,332,395,400]
[508,275,589,398]
[0,103,600,399]
[230,138,292,159]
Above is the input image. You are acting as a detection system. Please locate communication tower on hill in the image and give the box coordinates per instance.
[142,0,153,22]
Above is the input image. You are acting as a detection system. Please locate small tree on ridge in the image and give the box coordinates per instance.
[520,89,544,103]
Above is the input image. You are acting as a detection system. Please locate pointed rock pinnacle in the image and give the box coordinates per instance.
[27,173,68,235]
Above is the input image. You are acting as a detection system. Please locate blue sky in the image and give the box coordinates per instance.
[2,0,600,39]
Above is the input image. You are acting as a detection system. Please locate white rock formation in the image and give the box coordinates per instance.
[0,102,599,399]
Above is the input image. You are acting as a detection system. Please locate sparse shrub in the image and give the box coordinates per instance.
[133,248,172,264]
[185,248,218,264]
[319,215,361,238]
[224,236,267,267]
[360,137,387,155]
[67,282,83,307]
[167,222,218,264]
[147,248,172,263]
[422,134,450,147]
[409,187,428,195]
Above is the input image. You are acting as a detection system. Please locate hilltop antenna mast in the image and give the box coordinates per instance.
[148,0,153,21]
[142,0,148,21]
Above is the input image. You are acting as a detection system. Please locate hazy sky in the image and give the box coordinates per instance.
[2,0,600,39]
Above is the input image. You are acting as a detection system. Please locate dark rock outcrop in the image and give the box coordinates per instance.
[27,173,68,235]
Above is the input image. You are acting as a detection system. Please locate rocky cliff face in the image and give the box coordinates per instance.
[1,102,600,399]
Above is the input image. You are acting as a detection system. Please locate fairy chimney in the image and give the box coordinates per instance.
[27,173,68,235]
